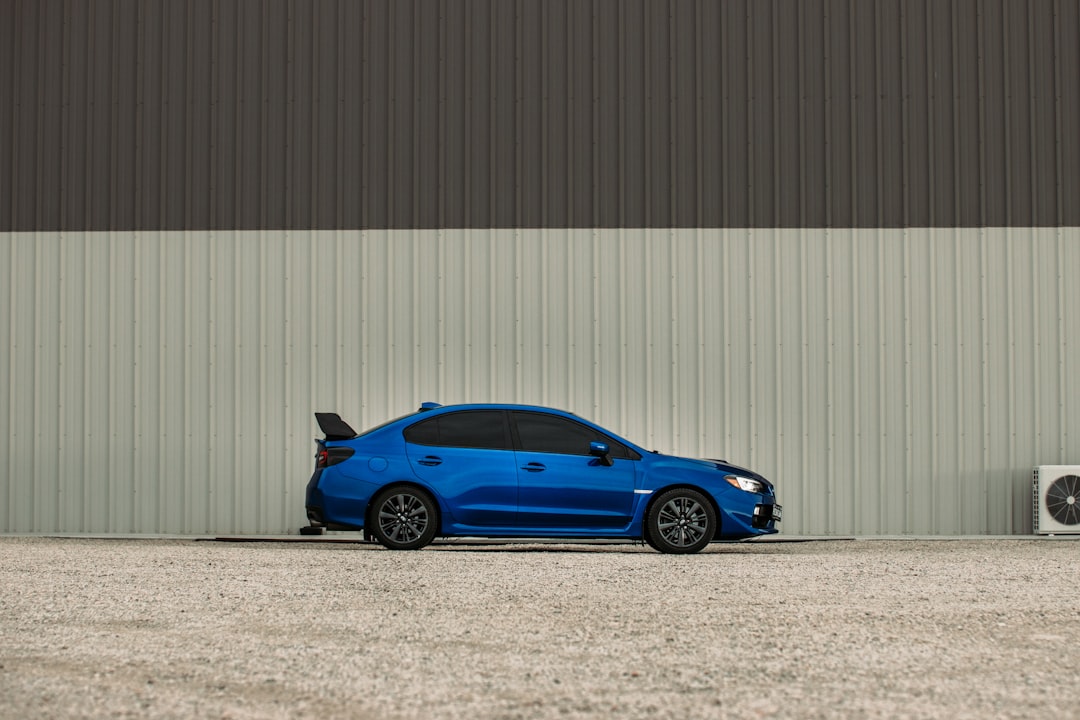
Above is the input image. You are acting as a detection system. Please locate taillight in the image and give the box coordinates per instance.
[316,446,354,468]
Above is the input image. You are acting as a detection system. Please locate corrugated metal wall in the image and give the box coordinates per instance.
[2,0,1079,230]
[3,229,1078,535]
[3,1,1079,535]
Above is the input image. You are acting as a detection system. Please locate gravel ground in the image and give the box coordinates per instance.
[1,536,1078,719]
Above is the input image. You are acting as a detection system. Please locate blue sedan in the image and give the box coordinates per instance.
[304,403,781,554]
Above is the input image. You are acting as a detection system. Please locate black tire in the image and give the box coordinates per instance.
[645,488,716,554]
[642,526,663,552]
[370,486,438,550]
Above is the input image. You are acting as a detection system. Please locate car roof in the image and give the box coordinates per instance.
[418,402,577,415]
[401,403,646,454]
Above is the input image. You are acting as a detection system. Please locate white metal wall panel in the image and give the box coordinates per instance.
[2,228,1078,535]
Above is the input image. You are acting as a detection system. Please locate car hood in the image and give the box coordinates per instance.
[656,454,774,491]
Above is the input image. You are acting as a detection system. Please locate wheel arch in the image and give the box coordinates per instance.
[365,481,444,536]
[643,484,723,541]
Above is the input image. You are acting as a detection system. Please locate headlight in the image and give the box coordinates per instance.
[725,475,766,494]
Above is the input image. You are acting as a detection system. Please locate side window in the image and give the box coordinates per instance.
[403,417,439,445]
[404,411,511,450]
[512,412,633,459]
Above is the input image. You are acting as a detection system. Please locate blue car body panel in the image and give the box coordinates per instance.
[305,403,780,543]
[406,443,519,527]
[514,451,637,529]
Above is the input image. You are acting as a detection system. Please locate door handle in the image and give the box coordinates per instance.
[418,456,443,466]
[521,462,546,472]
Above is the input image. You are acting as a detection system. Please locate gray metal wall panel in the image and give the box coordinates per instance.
[2,228,1078,535]
[3,0,1080,230]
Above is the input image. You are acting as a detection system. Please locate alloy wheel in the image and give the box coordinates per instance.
[377,492,431,546]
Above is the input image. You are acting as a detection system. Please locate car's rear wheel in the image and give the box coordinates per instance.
[371,487,438,550]
[646,488,716,554]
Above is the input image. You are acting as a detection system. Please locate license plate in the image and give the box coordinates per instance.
[771,504,783,522]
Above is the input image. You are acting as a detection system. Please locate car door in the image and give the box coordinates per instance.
[404,410,517,528]
[511,411,637,529]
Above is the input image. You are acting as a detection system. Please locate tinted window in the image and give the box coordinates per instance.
[512,412,634,459]
[404,417,440,445]
[404,411,511,450]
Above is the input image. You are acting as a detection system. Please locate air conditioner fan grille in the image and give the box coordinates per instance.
[1046,475,1080,526]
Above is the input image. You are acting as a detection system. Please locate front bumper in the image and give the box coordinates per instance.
[752,502,782,529]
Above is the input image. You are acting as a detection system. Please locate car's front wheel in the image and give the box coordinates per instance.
[646,488,716,554]
[370,487,438,550]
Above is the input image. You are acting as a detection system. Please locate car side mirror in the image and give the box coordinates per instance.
[590,441,614,466]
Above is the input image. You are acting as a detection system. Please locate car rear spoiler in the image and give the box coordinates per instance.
[315,412,358,441]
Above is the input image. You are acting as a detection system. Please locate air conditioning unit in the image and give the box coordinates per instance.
[1033,466,1080,534]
